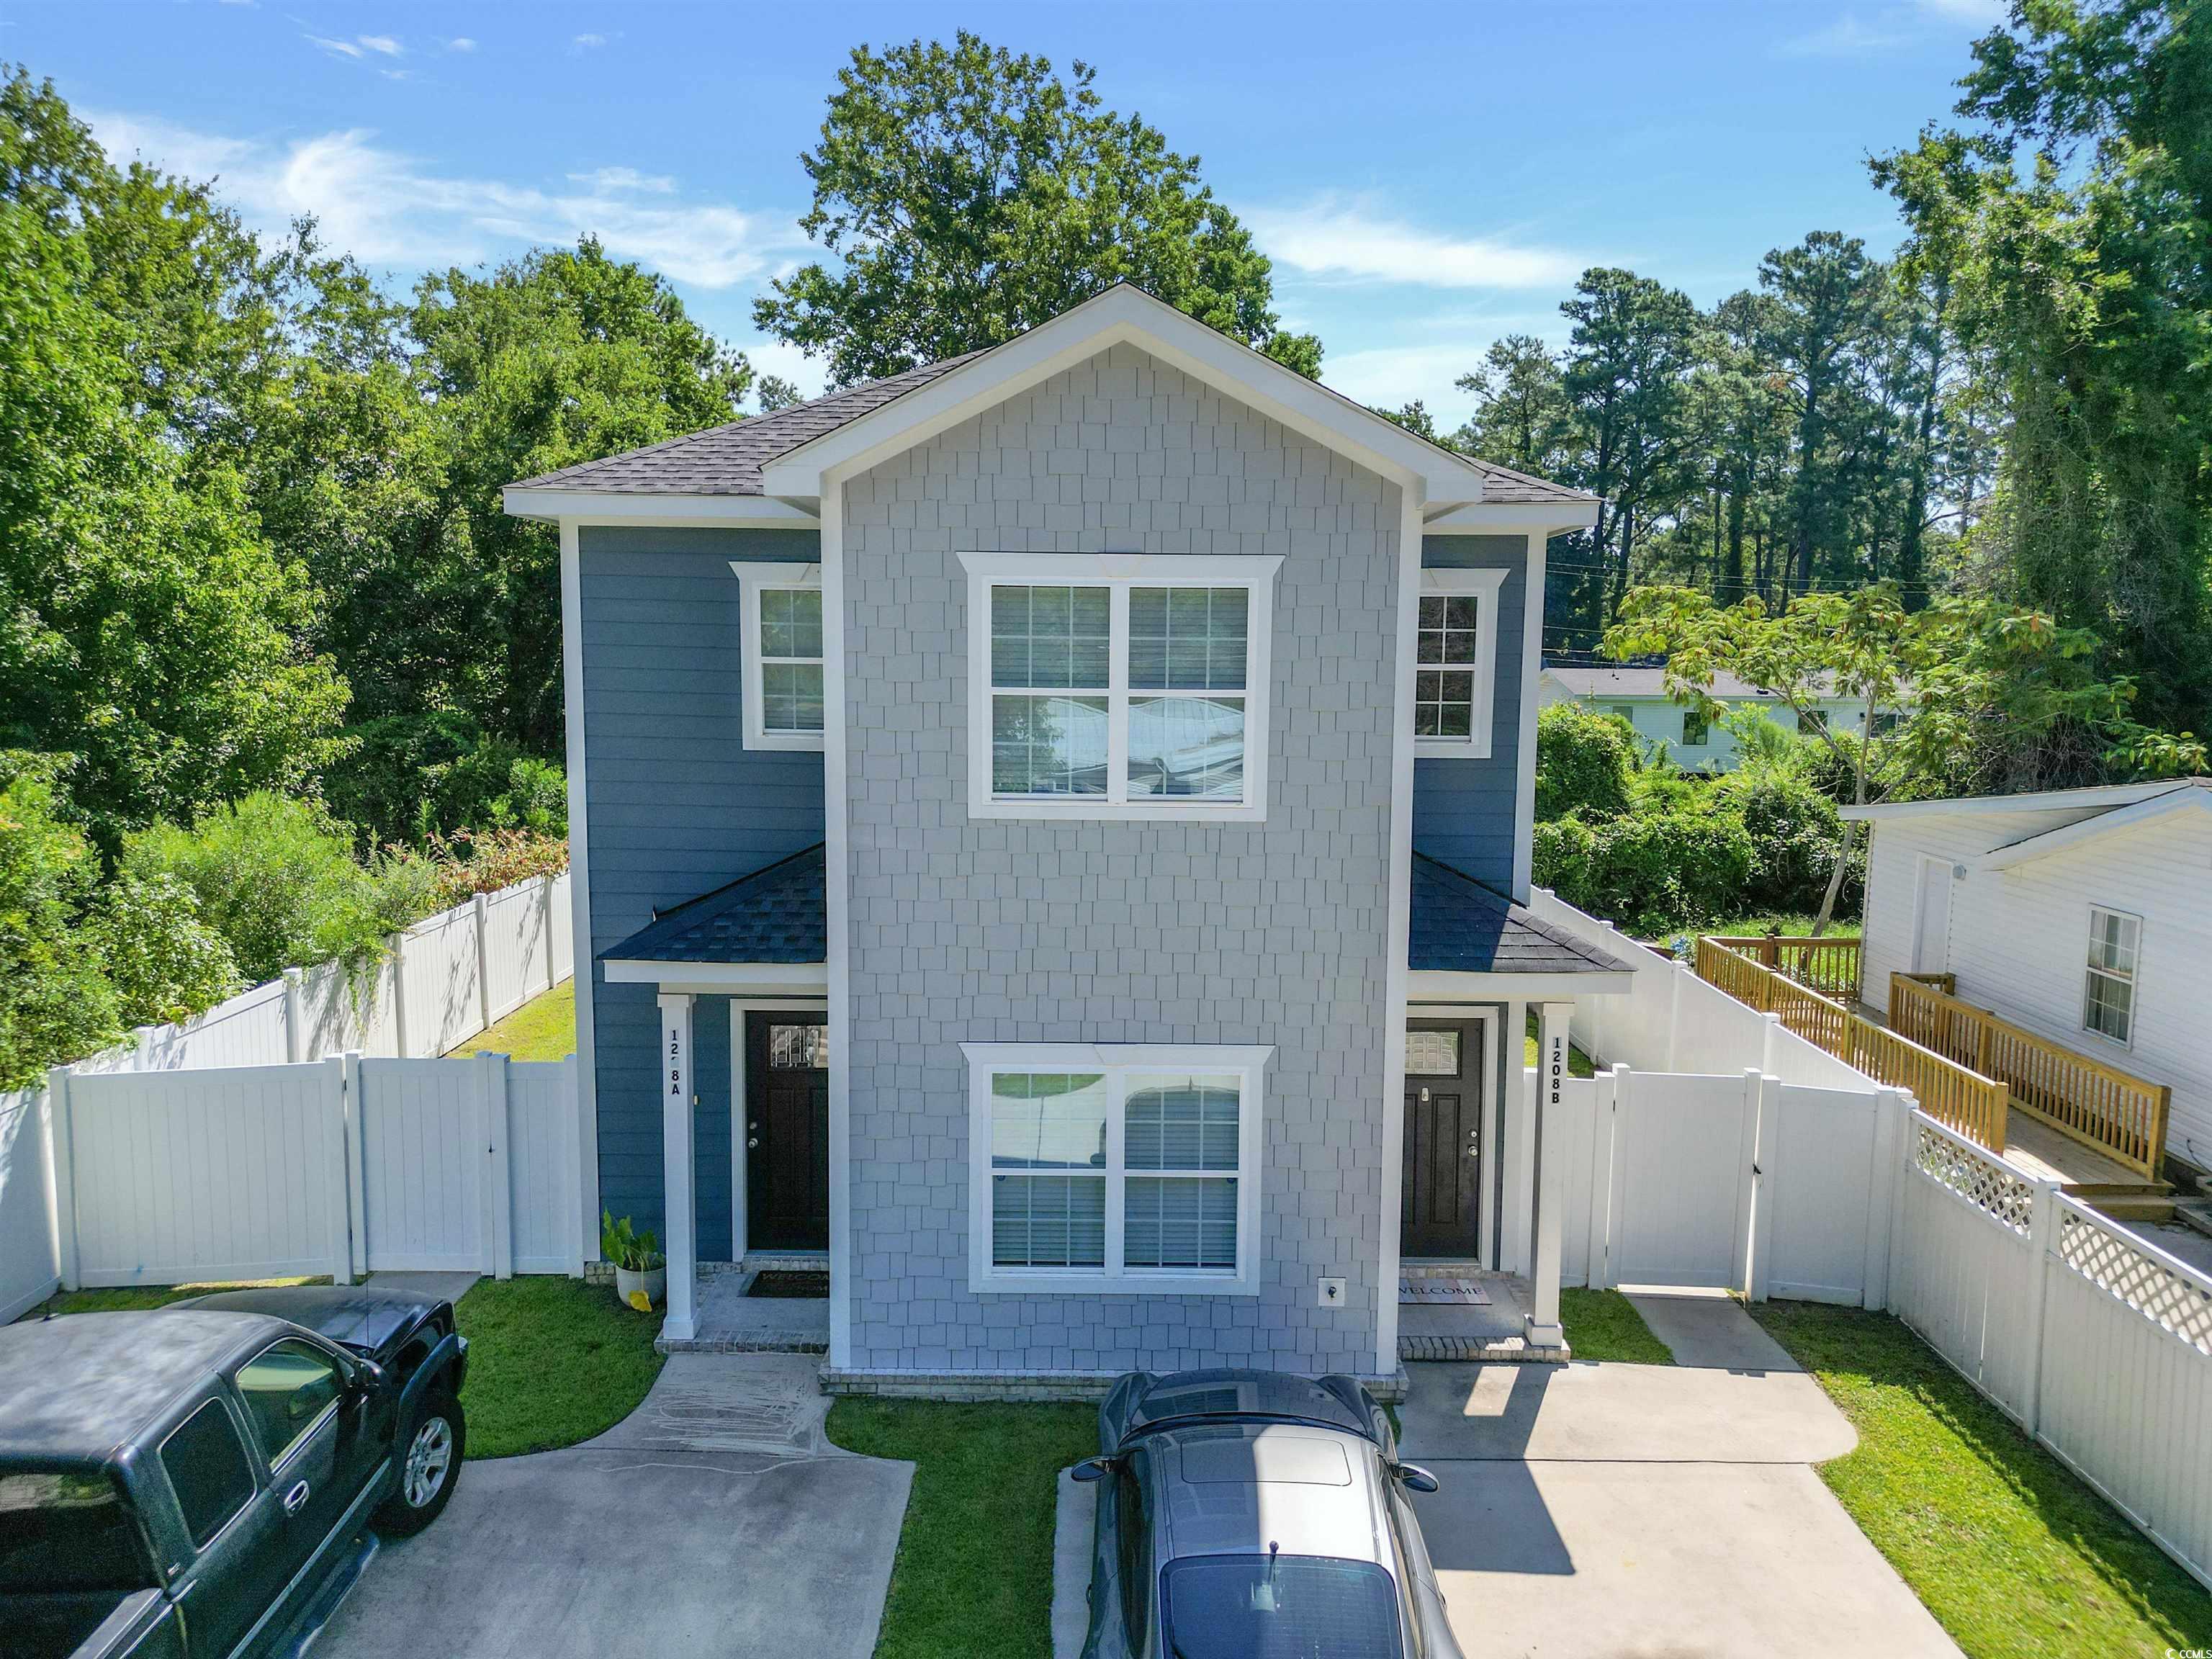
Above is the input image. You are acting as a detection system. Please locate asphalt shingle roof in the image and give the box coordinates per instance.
[608,844,1622,976]
[603,845,827,964]
[1409,854,1632,975]
[511,328,1588,505]
[513,355,986,496]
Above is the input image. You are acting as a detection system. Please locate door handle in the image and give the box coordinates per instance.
[747,1138,758,1148]
[282,1480,310,1516]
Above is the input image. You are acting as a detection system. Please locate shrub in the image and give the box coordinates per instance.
[423,827,570,908]
[1709,770,1858,916]
[0,768,118,1087]
[1532,808,1756,935]
[122,791,435,983]
[84,872,242,1028]
[1534,703,1635,822]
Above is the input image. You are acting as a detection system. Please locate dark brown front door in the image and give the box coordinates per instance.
[746,1012,830,1251]
[1402,1020,1483,1258]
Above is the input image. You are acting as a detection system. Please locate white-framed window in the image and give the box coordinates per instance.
[962,1043,1271,1295]
[958,552,1280,822]
[1413,567,1506,760]
[2083,907,2141,1046]
[733,561,824,750]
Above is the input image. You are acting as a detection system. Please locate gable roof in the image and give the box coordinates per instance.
[1841,778,2212,823]
[1978,781,2212,869]
[509,284,1591,511]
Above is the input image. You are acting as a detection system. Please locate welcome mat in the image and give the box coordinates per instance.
[1400,1277,1490,1306]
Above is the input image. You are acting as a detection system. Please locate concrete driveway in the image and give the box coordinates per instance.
[1402,1292,1961,1659]
[315,1354,910,1659]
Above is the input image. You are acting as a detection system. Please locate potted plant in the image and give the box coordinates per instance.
[600,1210,666,1312]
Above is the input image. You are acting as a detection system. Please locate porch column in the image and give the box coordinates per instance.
[1525,1000,1573,1349]
[659,992,696,1344]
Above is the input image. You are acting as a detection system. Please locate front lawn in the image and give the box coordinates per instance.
[446,979,575,1061]
[1752,1301,2212,1658]
[827,1398,1094,1659]
[1559,1287,1673,1363]
[453,1275,662,1457]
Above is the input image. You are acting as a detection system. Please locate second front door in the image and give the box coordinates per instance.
[745,1012,830,1251]
[1402,1019,1484,1259]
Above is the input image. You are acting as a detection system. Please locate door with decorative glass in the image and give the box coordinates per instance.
[745,1013,830,1251]
[1402,1020,1483,1258]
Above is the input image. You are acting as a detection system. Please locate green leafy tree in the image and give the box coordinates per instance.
[1455,335,1576,477]
[0,767,117,1087]
[755,32,1321,385]
[1534,703,1637,822]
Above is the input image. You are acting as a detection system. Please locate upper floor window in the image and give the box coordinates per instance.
[2083,907,2141,1046]
[735,562,824,751]
[1413,567,1506,760]
[960,553,1280,822]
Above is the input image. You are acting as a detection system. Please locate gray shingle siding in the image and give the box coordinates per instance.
[1411,535,1524,889]
[840,342,1398,1380]
[578,525,824,1250]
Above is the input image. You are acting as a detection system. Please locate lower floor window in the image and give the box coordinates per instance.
[966,1044,1270,1292]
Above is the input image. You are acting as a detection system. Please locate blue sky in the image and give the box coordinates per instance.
[6,0,2006,424]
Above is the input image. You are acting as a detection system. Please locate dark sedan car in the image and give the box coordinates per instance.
[1076,1369,1462,1659]
[0,1285,466,1659]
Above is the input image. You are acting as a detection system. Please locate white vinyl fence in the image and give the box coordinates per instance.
[74,872,572,1075]
[0,1091,58,1322]
[40,1054,580,1290]
[1889,1117,2212,1587]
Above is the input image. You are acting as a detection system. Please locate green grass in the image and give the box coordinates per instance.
[1751,1301,2212,1658]
[1560,1287,1674,1364]
[1704,912,1861,940]
[451,1275,664,1458]
[1522,1010,1596,1078]
[446,979,575,1061]
[827,1399,1094,1659]
[33,1276,326,1316]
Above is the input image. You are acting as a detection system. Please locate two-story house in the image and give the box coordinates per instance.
[503,285,1630,1398]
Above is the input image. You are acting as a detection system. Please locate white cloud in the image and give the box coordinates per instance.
[444,37,476,53]
[1318,328,1557,423]
[570,166,675,195]
[1249,199,1583,291]
[357,35,402,57]
[305,34,362,58]
[1915,0,2006,20]
[1776,13,1912,57]
[571,32,607,53]
[87,111,793,289]
[738,336,829,402]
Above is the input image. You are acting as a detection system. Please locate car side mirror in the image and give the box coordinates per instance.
[1071,1456,1118,1483]
[351,1358,385,1394]
[1392,1462,1440,1494]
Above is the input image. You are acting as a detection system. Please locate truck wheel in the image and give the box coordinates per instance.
[377,1389,464,1535]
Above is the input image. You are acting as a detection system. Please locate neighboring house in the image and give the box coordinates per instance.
[1539,665,1873,770]
[503,284,1630,1395]
[1847,779,2212,1178]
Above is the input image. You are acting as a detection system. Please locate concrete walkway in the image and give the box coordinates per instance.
[1403,1293,1960,1658]
[317,1354,910,1659]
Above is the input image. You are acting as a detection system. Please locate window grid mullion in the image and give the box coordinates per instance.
[1107,584,1130,806]
[1105,1069,1128,1280]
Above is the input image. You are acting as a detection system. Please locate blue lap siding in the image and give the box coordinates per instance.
[578,525,823,1245]
[1411,534,1526,891]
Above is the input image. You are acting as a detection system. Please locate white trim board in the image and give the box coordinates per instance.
[1408,969,1635,1000]
[731,560,827,752]
[1843,780,2204,822]
[503,490,822,526]
[557,521,601,1258]
[1978,788,2212,870]
[603,961,829,994]
[1413,565,1507,763]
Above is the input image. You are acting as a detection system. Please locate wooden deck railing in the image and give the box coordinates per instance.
[1695,938,2009,1153]
[1888,974,2171,1179]
[1705,933,1863,1002]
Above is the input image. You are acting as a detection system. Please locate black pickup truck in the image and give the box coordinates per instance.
[0,1285,467,1659]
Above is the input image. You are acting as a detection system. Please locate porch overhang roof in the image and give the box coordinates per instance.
[1408,854,1634,996]
[600,845,827,984]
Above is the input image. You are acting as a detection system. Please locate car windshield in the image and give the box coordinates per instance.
[1161,1553,1401,1659]
[1128,1375,1373,1443]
